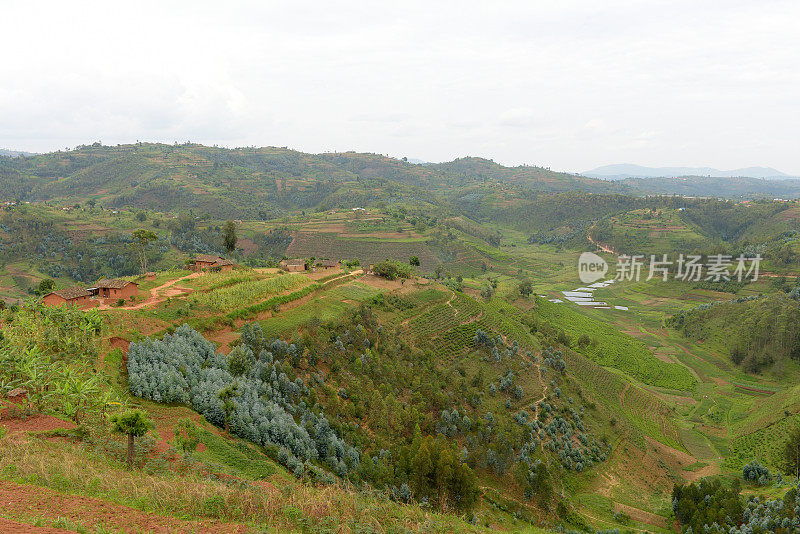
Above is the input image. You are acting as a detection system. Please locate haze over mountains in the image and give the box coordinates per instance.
[583,164,793,180]
[0,148,38,157]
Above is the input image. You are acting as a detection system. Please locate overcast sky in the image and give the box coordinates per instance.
[2,0,798,174]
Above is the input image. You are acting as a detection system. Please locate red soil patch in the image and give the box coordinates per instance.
[0,406,76,434]
[304,267,343,280]
[0,518,72,533]
[206,329,239,354]
[109,336,130,355]
[302,223,346,233]
[0,481,248,533]
[237,237,258,256]
[653,351,675,363]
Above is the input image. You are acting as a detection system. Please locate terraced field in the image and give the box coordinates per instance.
[536,298,696,392]
[566,351,684,451]
[286,232,442,272]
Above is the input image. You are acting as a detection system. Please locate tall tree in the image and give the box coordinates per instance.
[130,229,157,274]
[785,426,800,478]
[109,409,153,467]
[218,383,239,433]
[223,220,237,256]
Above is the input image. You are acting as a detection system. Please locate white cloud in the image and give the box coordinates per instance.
[0,0,798,174]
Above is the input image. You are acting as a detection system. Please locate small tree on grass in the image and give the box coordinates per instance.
[36,278,55,296]
[109,409,154,467]
[518,279,533,298]
[480,283,494,300]
[409,256,420,267]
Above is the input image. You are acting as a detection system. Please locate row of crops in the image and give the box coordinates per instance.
[537,298,696,392]
[286,232,442,272]
[195,273,310,311]
[731,382,800,437]
[566,351,685,451]
[402,291,543,368]
[187,270,261,291]
[725,413,800,471]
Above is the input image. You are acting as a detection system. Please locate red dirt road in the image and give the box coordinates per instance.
[0,481,249,534]
[99,273,200,311]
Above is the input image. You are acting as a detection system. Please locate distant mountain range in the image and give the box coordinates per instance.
[0,148,38,157]
[583,164,794,180]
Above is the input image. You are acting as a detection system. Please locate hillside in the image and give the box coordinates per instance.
[5,145,800,224]
[0,144,608,219]
[5,144,800,532]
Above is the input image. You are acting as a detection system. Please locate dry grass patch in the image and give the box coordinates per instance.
[0,435,479,533]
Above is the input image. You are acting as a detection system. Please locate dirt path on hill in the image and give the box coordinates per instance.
[587,229,616,254]
[98,273,200,311]
[495,331,549,443]
[0,481,249,534]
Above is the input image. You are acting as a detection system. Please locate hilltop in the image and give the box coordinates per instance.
[6,145,800,222]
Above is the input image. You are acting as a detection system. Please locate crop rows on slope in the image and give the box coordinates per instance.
[732,383,800,438]
[566,351,684,451]
[404,293,485,356]
[725,413,800,471]
[195,273,310,311]
[400,291,543,364]
[227,283,321,320]
[286,232,441,272]
[408,303,461,341]
[480,299,536,348]
[537,298,696,392]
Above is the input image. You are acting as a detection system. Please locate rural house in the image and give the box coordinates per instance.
[192,254,236,272]
[42,287,93,308]
[92,279,139,301]
[320,259,339,269]
[279,259,308,272]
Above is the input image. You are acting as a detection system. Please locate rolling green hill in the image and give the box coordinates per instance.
[7,142,800,532]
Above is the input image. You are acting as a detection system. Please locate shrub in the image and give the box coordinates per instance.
[371,260,413,280]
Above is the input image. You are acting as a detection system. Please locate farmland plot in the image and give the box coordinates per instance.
[194,273,310,311]
[286,232,442,272]
[567,351,685,451]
